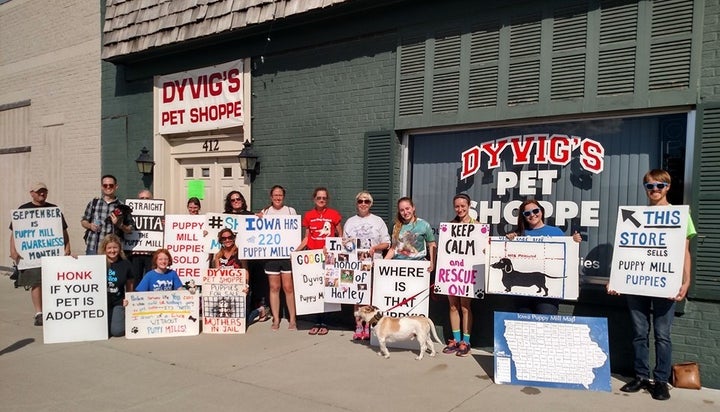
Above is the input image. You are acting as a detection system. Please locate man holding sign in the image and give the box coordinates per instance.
[608,169,697,401]
[9,182,71,326]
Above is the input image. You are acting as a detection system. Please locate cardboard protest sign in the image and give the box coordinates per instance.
[371,259,431,316]
[204,213,242,253]
[202,268,247,334]
[236,215,301,259]
[324,237,372,305]
[164,214,208,284]
[11,207,65,270]
[435,222,489,298]
[608,205,690,298]
[125,290,200,339]
[123,199,165,252]
[42,255,107,344]
[291,250,341,316]
[486,236,579,300]
[494,311,611,392]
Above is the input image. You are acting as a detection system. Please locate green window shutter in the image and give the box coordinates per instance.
[398,38,426,117]
[648,0,693,90]
[691,104,720,300]
[551,4,587,100]
[364,131,394,225]
[432,30,461,113]
[597,0,638,96]
[468,21,500,108]
[508,13,541,105]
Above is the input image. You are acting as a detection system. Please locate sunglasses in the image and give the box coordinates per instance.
[522,208,541,217]
[315,196,328,200]
[230,197,242,202]
[220,236,235,241]
[357,199,371,204]
[644,182,668,190]
[102,184,115,189]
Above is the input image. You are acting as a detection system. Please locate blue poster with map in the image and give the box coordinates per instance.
[494,311,611,392]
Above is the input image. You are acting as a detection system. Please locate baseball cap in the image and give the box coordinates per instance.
[30,182,48,192]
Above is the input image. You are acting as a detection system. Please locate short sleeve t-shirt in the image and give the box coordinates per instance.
[302,208,342,250]
[391,218,435,260]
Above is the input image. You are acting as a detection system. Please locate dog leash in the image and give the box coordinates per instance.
[383,283,435,312]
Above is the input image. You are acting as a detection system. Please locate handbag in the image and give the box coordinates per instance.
[672,362,701,389]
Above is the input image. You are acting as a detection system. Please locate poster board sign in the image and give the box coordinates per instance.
[204,213,242,253]
[123,199,165,252]
[291,250,341,316]
[236,215,301,259]
[608,205,689,298]
[371,259,431,316]
[324,237,372,305]
[494,311,611,392]
[11,207,65,270]
[41,255,108,344]
[486,236,579,300]
[202,268,247,334]
[155,59,244,134]
[164,214,208,284]
[435,222,489,298]
[125,290,200,339]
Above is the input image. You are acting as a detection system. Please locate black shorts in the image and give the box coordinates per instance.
[264,259,292,275]
[17,267,42,287]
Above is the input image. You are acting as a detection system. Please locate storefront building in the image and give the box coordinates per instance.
[102,0,720,386]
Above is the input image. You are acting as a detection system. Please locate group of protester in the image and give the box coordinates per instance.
[9,168,694,401]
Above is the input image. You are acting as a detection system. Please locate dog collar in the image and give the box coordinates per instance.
[370,312,383,326]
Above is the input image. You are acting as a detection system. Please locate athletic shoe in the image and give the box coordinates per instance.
[34,313,43,326]
[442,339,459,354]
[361,327,370,340]
[353,326,363,340]
[456,341,471,357]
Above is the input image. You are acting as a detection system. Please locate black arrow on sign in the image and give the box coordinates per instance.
[621,209,642,228]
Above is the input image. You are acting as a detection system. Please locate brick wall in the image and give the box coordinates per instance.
[0,0,101,258]
[250,34,397,219]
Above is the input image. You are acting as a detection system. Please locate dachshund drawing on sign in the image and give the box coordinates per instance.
[490,258,566,297]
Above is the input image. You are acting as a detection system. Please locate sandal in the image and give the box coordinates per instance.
[317,326,329,336]
[271,322,280,331]
[308,325,320,335]
[256,305,271,322]
[353,326,364,340]
[288,323,297,331]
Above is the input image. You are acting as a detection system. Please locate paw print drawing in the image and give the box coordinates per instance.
[475,290,485,299]
[131,326,139,334]
[433,285,442,293]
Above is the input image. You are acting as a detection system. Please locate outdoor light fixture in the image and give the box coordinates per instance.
[135,146,155,175]
[238,140,259,181]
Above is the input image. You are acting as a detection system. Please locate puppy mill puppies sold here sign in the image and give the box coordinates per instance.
[608,205,690,298]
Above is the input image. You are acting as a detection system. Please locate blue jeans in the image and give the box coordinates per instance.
[626,295,676,383]
[109,305,125,337]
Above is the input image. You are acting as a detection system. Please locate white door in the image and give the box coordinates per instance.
[175,157,250,214]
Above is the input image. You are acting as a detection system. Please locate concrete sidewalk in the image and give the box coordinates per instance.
[0,278,718,412]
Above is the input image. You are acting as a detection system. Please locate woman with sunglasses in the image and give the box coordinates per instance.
[343,191,390,340]
[442,193,476,357]
[297,187,343,336]
[212,228,269,324]
[608,169,696,400]
[224,191,252,215]
[260,185,299,331]
[506,199,581,315]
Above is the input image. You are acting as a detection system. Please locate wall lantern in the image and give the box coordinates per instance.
[135,146,155,175]
[238,140,259,181]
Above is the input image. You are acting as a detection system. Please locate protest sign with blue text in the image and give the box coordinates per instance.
[291,250,341,316]
[236,215,301,259]
[608,205,689,298]
[11,207,65,270]
[204,213,242,253]
[125,290,200,339]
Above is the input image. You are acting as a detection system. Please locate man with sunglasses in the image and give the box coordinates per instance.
[611,169,697,401]
[81,175,133,255]
[9,183,71,325]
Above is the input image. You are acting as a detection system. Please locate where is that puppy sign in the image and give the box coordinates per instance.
[435,223,490,298]
[42,255,108,344]
[608,205,690,298]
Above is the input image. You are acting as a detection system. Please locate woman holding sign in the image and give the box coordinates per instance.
[442,193,476,357]
[212,228,269,324]
[101,234,134,337]
[344,191,390,340]
[506,199,581,315]
[297,187,343,336]
[608,169,696,401]
[260,185,299,331]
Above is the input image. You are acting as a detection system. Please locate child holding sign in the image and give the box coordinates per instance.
[135,249,183,291]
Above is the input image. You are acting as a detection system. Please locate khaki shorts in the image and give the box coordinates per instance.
[17,267,42,288]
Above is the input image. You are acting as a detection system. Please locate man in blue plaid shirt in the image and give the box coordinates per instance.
[80,175,132,255]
